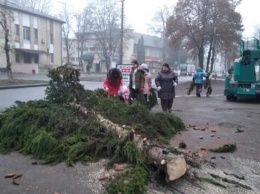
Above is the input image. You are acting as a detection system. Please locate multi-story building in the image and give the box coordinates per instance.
[0,1,64,74]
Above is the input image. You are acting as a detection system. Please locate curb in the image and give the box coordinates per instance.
[0,84,49,90]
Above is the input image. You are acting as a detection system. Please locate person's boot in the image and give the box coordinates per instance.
[187,91,190,95]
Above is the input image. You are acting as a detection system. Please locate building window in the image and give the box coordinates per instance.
[15,50,20,62]
[23,26,30,41]
[15,24,19,36]
[34,28,38,39]
[50,53,54,63]
[50,34,53,44]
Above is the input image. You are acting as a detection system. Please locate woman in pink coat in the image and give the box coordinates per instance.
[140,63,152,105]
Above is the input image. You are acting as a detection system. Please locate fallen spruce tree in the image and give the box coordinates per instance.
[0,66,187,194]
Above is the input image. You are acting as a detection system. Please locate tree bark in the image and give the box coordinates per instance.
[1,8,13,79]
[70,102,187,182]
[206,38,213,72]
[198,43,204,69]
[210,39,216,73]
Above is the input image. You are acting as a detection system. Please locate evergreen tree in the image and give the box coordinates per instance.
[137,36,145,64]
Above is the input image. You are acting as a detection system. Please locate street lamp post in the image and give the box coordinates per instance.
[120,0,125,64]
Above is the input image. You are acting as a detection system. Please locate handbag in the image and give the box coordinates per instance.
[148,88,158,109]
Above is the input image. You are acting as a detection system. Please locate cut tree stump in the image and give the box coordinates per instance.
[145,146,187,182]
[70,102,187,182]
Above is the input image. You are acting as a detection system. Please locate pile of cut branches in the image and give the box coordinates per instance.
[0,66,186,194]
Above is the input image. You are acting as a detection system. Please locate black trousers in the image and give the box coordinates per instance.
[130,88,138,99]
[160,98,174,112]
[144,94,148,104]
[195,83,203,97]
[129,88,138,104]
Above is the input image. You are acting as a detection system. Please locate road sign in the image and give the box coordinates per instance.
[116,64,132,86]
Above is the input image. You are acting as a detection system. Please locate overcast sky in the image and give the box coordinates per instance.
[52,0,260,37]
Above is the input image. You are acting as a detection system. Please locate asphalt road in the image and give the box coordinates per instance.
[165,80,260,193]
[0,81,102,111]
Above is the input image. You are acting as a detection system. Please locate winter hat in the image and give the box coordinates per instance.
[196,67,202,72]
[140,63,148,69]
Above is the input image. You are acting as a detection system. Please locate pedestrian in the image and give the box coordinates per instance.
[204,72,212,97]
[155,63,178,112]
[228,66,233,75]
[193,67,207,97]
[140,63,152,106]
[118,84,130,103]
[129,59,145,104]
[228,66,233,79]
[103,68,122,95]
[87,64,91,75]
[187,77,195,95]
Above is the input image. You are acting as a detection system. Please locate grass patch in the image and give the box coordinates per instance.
[209,144,237,153]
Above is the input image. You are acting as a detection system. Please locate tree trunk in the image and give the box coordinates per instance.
[105,55,110,71]
[70,102,187,182]
[206,38,213,72]
[3,19,12,79]
[66,39,70,64]
[162,36,168,63]
[198,46,204,69]
[210,39,216,73]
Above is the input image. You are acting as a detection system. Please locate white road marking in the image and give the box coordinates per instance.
[175,94,224,98]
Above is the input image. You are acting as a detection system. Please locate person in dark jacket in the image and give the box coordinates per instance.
[204,72,212,97]
[155,63,178,112]
[129,59,145,101]
[187,77,195,95]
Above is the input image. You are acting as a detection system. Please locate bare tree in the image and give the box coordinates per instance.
[0,0,13,78]
[88,0,121,70]
[166,0,243,70]
[59,4,74,65]
[205,0,243,72]
[148,5,172,63]
[16,0,51,13]
[74,7,94,64]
